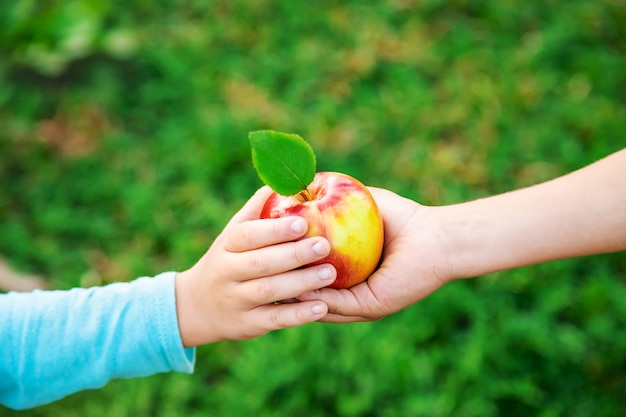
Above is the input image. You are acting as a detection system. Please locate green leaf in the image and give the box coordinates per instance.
[249,130,316,196]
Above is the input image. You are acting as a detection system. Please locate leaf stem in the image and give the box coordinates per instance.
[298,188,314,201]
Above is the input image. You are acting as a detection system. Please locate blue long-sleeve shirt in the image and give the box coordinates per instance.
[0,271,195,410]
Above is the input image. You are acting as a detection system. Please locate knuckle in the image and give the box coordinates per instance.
[238,225,255,250]
[271,219,285,240]
[357,296,387,322]
[300,268,320,290]
[293,241,312,266]
[248,252,271,276]
[256,278,275,299]
[270,309,287,328]
[366,304,389,321]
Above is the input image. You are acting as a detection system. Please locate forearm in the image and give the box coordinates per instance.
[0,272,195,410]
[437,148,626,279]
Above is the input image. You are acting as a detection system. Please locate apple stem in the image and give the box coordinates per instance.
[298,188,313,201]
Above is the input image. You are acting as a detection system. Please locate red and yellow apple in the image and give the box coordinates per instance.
[260,172,384,289]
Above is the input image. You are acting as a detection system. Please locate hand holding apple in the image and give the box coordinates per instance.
[175,186,336,347]
[299,187,448,322]
[250,131,384,289]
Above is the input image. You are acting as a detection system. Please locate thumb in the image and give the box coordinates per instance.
[227,186,274,226]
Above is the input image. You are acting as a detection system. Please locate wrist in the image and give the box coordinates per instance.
[430,203,494,281]
[175,268,217,348]
[402,203,460,285]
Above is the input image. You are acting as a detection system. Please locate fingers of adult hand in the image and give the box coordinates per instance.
[240,263,336,305]
[317,312,372,324]
[233,237,331,280]
[224,216,308,253]
[255,301,328,331]
[298,284,387,322]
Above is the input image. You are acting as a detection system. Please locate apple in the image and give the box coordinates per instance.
[260,171,384,289]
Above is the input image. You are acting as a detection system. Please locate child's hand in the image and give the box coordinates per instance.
[175,187,336,347]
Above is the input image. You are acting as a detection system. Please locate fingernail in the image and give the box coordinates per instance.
[312,241,329,257]
[311,303,325,315]
[318,266,333,281]
[290,218,307,234]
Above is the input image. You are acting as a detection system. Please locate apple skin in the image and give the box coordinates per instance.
[260,172,384,289]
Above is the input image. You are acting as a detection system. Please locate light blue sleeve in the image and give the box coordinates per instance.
[0,271,196,410]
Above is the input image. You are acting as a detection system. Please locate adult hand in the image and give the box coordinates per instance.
[300,149,626,323]
[299,187,450,323]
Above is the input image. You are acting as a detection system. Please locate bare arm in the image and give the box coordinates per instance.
[300,148,626,322]
[438,147,626,279]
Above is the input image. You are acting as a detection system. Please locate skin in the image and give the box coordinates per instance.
[299,148,626,323]
[175,186,337,347]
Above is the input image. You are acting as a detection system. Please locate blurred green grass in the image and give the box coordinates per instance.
[1,1,625,416]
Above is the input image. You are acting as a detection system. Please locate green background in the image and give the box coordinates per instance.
[1,1,625,415]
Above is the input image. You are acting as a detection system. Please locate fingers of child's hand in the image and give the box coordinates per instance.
[225,216,308,252]
[227,186,274,225]
[240,263,336,304]
[233,237,331,280]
